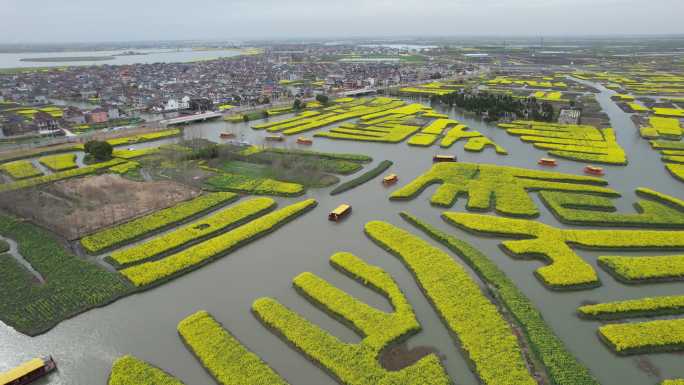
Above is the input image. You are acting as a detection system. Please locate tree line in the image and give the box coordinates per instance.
[433,91,555,122]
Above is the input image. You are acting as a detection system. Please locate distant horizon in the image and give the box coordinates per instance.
[3,0,683,44]
[3,33,684,47]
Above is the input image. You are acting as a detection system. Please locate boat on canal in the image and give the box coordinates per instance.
[433,155,457,162]
[0,356,57,385]
[328,204,352,222]
[383,174,399,185]
[584,165,605,176]
[538,158,557,166]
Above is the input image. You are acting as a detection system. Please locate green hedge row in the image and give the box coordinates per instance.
[330,160,393,196]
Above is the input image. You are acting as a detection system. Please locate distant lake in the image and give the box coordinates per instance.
[0,48,245,69]
[359,44,437,50]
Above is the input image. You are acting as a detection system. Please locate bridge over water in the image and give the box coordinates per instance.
[160,111,223,126]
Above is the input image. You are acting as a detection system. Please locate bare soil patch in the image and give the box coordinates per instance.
[380,342,442,371]
[0,174,199,240]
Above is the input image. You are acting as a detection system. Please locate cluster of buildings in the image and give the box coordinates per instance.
[0,103,122,137]
[0,44,465,135]
[0,44,476,137]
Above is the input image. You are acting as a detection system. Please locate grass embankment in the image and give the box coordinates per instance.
[205,147,373,193]
[330,160,393,195]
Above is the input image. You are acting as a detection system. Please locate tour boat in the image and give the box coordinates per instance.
[584,166,605,176]
[433,155,457,163]
[220,132,235,139]
[538,158,557,166]
[0,356,57,385]
[383,174,399,185]
[328,204,352,222]
[297,137,313,145]
[265,135,284,142]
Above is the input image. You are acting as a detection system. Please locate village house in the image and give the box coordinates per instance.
[33,111,60,132]
[63,106,86,125]
[86,108,109,124]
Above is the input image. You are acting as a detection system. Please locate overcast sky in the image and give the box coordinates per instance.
[2,0,683,43]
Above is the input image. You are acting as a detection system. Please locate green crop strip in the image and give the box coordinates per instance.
[0,214,133,336]
[578,295,684,320]
[400,212,599,385]
[204,172,304,197]
[439,124,506,154]
[112,148,160,160]
[178,311,289,385]
[109,198,276,267]
[109,161,140,175]
[666,163,684,182]
[463,136,508,154]
[105,129,181,147]
[539,189,684,228]
[316,121,421,143]
[252,111,321,129]
[421,118,458,134]
[0,160,43,180]
[639,117,683,139]
[390,162,616,217]
[38,153,78,171]
[598,254,684,283]
[253,251,451,385]
[364,221,537,385]
[444,212,684,290]
[652,140,684,150]
[599,318,684,355]
[330,160,393,195]
[245,148,369,175]
[400,81,463,96]
[121,199,316,287]
[81,192,238,254]
[439,124,480,147]
[253,147,372,163]
[498,121,627,165]
[108,355,184,385]
[0,158,126,193]
[407,133,438,146]
[253,97,407,135]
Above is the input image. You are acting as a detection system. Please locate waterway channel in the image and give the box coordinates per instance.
[0,86,682,385]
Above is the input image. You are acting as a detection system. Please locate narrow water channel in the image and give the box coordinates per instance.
[0,91,683,384]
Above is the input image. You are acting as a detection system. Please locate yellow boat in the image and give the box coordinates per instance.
[433,155,456,162]
[0,356,56,385]
[383,174,398,185]
[328,204,352,222]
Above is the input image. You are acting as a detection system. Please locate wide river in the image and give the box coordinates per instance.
[0,86,683,384]
[0,48,245,69]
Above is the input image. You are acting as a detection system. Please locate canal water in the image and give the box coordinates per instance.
[0,48,245,69]
[0,89,683,385]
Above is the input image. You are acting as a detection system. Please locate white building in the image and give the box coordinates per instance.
[164,99,179,111]
[180,96,190,110]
